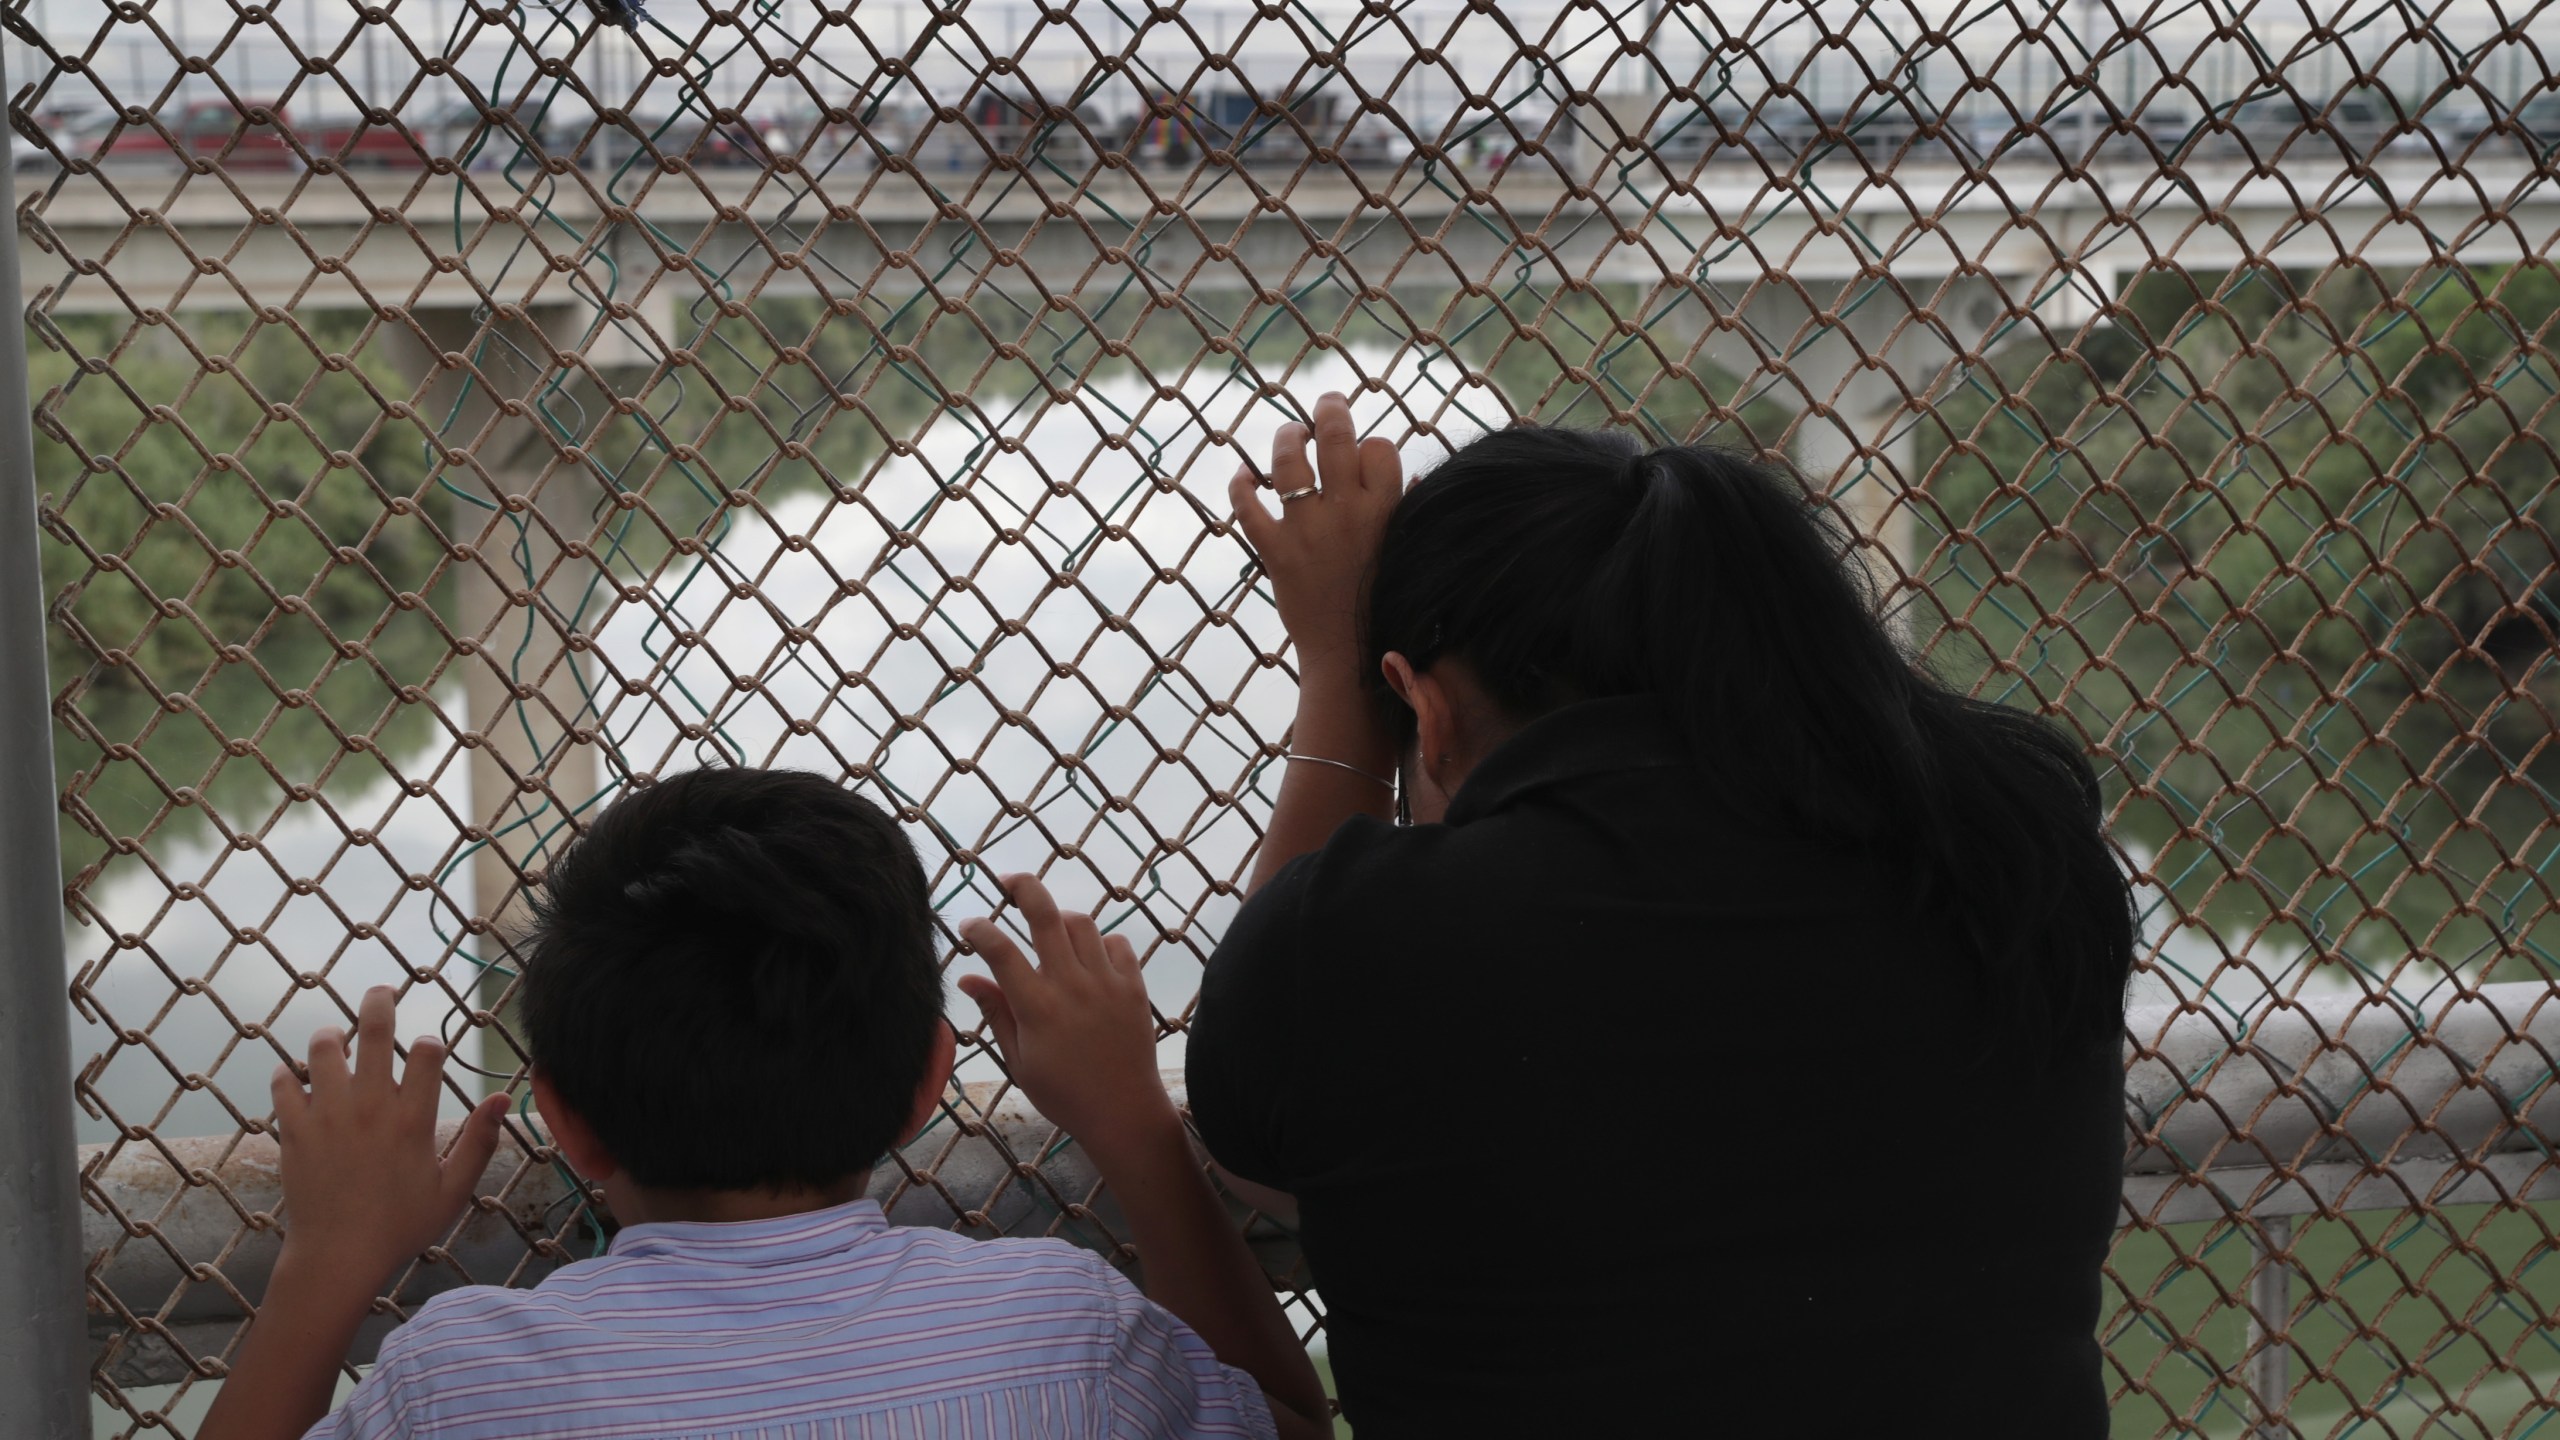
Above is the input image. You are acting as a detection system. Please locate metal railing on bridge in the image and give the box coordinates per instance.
[2,1,2557,1435]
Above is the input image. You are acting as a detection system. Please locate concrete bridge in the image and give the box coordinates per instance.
[24,149,2554,965]
[24,147,2552,513]
[22,151,2556,326]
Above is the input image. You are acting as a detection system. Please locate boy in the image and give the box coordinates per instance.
[202,767,1329,1440]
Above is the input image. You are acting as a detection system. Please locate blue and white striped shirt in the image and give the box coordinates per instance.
[304,1199,1277,1440]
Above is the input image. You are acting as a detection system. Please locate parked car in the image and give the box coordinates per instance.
[1116,87,1338,169]
[2331,87,2403,153]
[13,107,115,170]
[762,105,887,178]
[1333,113,1403,169]
[599,111,775,170]
[298,100,497,168]
[520,99,773,174]
[2207,87,2395,164]
[300,113,421,169]
[103,99,300,170]
[2506,95,2560,151]
[1966,97,2199,169]
[1739,92,1987,169]
[1641,100,1759,167]
[2137,103,2203,159]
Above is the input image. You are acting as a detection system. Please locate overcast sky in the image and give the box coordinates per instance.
[13,0,2547,128]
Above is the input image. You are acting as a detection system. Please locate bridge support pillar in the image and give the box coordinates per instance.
[1687,270,2078,631]
[1791,368,1920,610]
[387,308,622,1083]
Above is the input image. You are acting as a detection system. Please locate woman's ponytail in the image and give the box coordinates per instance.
[1582,445,1935,841]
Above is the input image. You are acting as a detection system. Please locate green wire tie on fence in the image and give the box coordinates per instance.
[424,11,748,1032]
[516,1087,610,1260]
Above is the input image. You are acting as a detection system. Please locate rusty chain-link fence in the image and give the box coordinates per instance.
[10,0,2560,1433]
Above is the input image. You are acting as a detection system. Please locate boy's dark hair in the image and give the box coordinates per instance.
[517,767,943,1192]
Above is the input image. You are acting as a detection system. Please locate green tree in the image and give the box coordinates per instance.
[1917,261,2560,983]
[37,310,453,880]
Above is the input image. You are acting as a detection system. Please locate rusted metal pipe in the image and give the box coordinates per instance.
[2125,980,2560,1226]
[80,981,2560,1387]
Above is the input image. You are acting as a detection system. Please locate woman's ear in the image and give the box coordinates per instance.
[1382,650,1420,709]
[899,1022,960,1149]
[530,1068,619,1184]
[1383,651,1456,775]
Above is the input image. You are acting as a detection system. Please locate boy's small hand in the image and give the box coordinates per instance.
[269,985,509,1282]
[956,876,1181,1163]
[961,879,1333,1440]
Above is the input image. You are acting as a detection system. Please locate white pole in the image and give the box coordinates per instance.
[0,28,87,1437]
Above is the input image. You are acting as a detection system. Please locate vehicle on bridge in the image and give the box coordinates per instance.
[1116,88,1342,168]
[2502,96,2560,153]
[100,100,299,171]
[301,101,492,169]
[1623,89,1990,174]
[13,107,113,172]
[506,98,778,173]
[2207,87,2398,166]
[762,103,907,177]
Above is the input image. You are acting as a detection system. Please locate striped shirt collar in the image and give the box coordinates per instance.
[605,1197,889,1266]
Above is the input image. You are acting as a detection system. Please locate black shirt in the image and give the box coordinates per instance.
[1187,696,2121,1436]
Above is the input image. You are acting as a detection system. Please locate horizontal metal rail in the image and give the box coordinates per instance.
[85,981,2560,1385]
[22,157,2557,315]
[2126,980,2560,1226]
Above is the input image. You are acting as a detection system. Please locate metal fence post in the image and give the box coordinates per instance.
[2246,1215,2295,1439]
[0,37,90,1440]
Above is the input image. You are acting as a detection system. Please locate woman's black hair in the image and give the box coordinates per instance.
[1363,426,2136,1048]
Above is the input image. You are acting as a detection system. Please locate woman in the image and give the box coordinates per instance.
[1185,396,2136,1434]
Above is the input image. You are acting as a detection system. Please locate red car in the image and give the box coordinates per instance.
[300,116,420,168]
[297,102,495,169]
[104,100,300,170]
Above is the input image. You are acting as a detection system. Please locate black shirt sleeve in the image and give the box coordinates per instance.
[1183,849,1317,1190]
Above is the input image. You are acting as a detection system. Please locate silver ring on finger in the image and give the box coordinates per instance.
[1276,485,1320,503]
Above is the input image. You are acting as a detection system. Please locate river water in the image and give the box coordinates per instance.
[61,331,2397,1150]
[63,349,1463,1141]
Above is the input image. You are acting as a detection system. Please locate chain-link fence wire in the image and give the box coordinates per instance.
[10,0,2560,1432]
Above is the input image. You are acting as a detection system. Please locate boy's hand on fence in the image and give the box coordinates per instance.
[960,877,1334,1440]
[269,985,508,1281]
[955,875,1182,1165]
[1227,389,1403,666]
